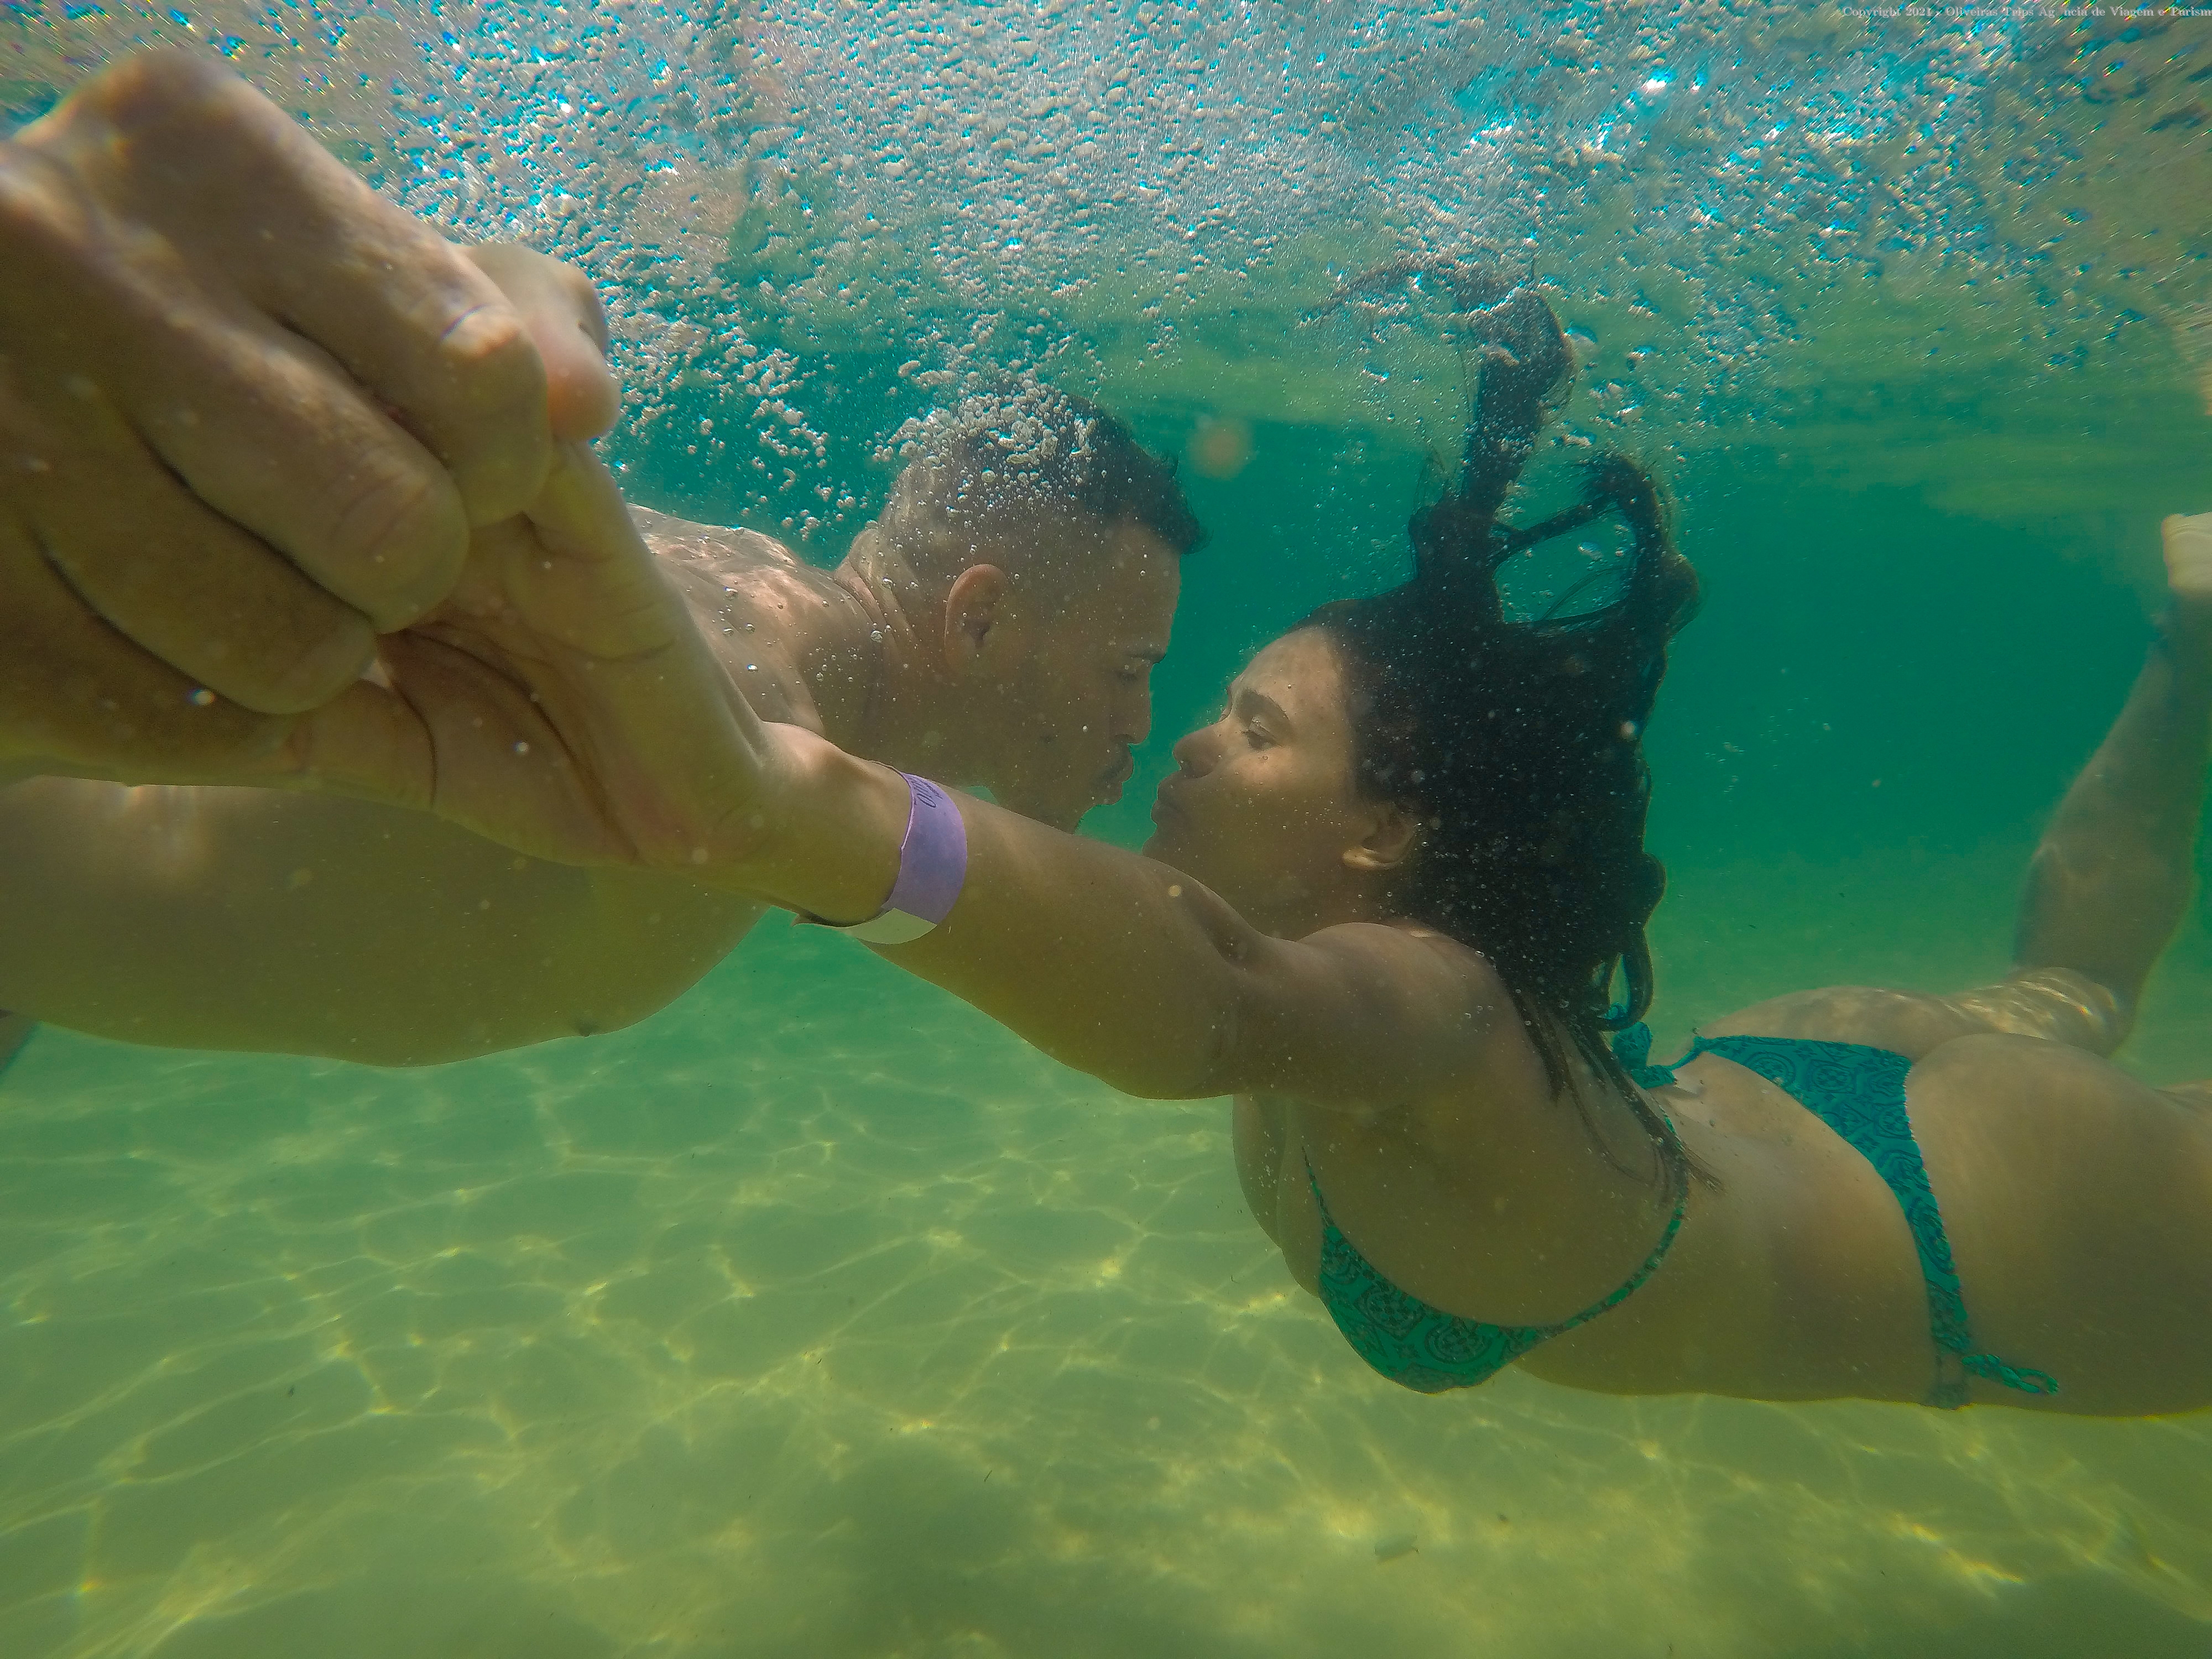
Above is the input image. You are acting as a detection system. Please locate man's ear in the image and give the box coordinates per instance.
[1343,800,1422,875]
[941,565,1020,680]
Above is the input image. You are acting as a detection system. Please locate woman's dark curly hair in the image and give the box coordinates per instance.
[1305,258,1702,1185]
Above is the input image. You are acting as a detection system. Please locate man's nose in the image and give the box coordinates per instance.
[1117,682,1153,746]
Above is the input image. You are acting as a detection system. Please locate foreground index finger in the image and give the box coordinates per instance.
[20,406,380,713]
[119,298,477,635]
[0,516,297,776]
[50,56,555,528]
[466,245,619,442]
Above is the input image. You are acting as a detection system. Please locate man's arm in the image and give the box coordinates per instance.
[0,481,800,1068]
[0,776,759,1065]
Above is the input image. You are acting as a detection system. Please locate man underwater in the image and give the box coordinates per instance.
[0,54,1199,1067]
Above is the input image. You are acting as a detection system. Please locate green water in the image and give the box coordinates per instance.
[7,4,2212,1653]
[4,446,2210,1655]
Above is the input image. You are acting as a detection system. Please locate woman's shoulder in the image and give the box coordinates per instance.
[1235,918,1530,1127]
[1295,916,1513,1004]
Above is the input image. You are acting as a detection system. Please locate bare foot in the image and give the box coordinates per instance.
[2164,514,2212,664]
[2166,513,2212,602]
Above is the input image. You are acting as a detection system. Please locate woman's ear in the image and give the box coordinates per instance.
[1343,800,1421,875]
[941,564,1018,680]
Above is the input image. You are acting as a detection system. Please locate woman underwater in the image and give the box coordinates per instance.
[299,264,2212,1418]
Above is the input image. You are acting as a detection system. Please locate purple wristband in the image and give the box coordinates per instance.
[821,773,968,945]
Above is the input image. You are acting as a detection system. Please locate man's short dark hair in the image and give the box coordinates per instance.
[878,384,1206,582]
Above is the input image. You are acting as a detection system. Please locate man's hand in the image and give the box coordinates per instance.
[279,444,787,875]
[1,51,616,778]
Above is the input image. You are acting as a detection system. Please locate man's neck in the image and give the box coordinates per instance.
[644,509,992,789]
[813,527,987,785]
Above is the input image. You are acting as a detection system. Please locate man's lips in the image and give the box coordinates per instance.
[1099,753,1135,804]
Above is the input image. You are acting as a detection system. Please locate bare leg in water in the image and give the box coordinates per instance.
[1981,512,2212,1072]
[1707,513,2212,1060]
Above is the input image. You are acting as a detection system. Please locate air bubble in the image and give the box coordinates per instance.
[24,0,2171,536]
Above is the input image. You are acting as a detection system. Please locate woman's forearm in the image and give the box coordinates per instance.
[716,730,1268,1100]
[710,729,1483,1111]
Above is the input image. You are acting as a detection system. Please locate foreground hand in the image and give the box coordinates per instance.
[1,51,615,778]
[276,444,788,873]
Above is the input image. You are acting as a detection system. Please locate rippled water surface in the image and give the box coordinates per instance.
[4,1,2211,1654]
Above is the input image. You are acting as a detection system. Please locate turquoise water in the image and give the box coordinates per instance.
[3,832,2209,1656]
[6,3,2212,1654]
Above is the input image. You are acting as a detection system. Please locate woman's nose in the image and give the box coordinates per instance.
[1170,724,1216,776]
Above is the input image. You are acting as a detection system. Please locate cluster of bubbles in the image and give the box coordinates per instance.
[7,1,2205,544]
[881,384,1087,474]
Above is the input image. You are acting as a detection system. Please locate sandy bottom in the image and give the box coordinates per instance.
[1,836,2208,1659]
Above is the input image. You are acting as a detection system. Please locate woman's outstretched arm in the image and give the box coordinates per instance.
[270,445,1503,1113]
[735,725,1503,1108]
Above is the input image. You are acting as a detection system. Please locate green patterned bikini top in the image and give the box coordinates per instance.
[1308,1025,2058,1406]
[1305,1056,1688,1395]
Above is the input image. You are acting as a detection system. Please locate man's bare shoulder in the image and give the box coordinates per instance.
[630,506,846,732]
[630,505,802,580]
